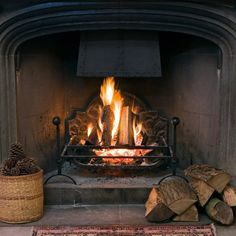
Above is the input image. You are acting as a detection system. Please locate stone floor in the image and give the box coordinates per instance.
[0,205,236,236]
[1,166,236,235]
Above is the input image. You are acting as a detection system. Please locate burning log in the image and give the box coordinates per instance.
[173,205,199,222]
[101,105,114,146]
[87,127,98,145]
[145,187,175,222]
[185,164,231,193]
[119,106,133,145]
[205,198,234,225]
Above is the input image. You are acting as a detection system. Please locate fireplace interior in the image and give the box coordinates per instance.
[16,30,219,175]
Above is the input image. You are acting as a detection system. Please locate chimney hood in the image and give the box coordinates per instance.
[77,30,162,77]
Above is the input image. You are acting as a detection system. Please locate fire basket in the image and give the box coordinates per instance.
[45,77,180,184]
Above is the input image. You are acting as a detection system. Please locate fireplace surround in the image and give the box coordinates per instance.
[1,1,236,174]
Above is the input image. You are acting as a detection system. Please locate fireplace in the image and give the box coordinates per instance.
[0,1,236,175]
[47,76,179,180]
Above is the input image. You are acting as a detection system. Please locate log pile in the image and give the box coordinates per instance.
[145,176,198,223]
[145,164,235,225]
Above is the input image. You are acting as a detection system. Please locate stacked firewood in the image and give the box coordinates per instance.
[145,164,235,225]
[0,143,40,176]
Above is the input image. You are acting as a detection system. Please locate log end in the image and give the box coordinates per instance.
[206,198,234,225]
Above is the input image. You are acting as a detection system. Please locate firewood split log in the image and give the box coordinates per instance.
[158,177,198,215]
[223,185,236,207]
[205,198,234,225]
[101,105,114,146]
[189,178,215,207]
[185,164,231,193]
[145,187,175,222]
[145,176,198,222]
[119,106,133,145]
[173,205,199,222]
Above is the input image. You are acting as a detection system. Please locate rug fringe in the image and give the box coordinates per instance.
[210,223,217,236]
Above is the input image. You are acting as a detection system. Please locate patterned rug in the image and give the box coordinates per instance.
[32,224,216,236]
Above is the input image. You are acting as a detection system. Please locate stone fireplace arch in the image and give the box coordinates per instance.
[0,1,236,172]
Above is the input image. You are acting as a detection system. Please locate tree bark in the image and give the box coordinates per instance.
[158,176,198,215]
[185,164,231,193]
[205,198,234,225]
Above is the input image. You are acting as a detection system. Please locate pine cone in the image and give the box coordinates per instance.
[9,143,26,161]
[10,167,20,176]
[0,167,5,175]
[1,164,11,175]
[3,158,17,169]
[0,143,40,176]
[16,157,38,175]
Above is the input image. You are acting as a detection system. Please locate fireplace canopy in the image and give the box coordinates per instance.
[77,30,162,78]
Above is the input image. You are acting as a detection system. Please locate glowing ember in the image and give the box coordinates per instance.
[94,148,152,165]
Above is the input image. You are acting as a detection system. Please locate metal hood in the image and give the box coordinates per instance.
[77,30,162,78]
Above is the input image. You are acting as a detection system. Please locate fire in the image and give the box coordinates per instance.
[100,77,115,106]
[111,90,123,142]
[86,76,153,165]
[97,105,103,144]
[87,123,93,137]
[133,120,143,145]
[100,76,123,144]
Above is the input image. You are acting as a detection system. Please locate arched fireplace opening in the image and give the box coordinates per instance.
[16,31,219,174]
[0,2,236,175]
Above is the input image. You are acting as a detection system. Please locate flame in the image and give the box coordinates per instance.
[87,123,93,137]
[97,105,103,144]
[133,120,143,145]
[111,90,123,142]
[86,76,153,165]
[100,77,115,106]
[99,77,123,145]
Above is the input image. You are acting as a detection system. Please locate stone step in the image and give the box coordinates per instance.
[44,184,151,205]
[43,166,179,205]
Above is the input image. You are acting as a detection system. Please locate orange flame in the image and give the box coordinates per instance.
[133,120,143,145]
[100,77,123,145]
[97,105,103,144]
[100,77,115,106]
[90,76,153,165]
[87,123,93,137]
[111,90,123,142]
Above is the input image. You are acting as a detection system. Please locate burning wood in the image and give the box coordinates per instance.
[87,124,98,145]
[119,106,133,145]
[80,76,156,165]
[101,105,114,146]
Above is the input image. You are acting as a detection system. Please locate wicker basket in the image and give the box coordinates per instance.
[0,169,44,223]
